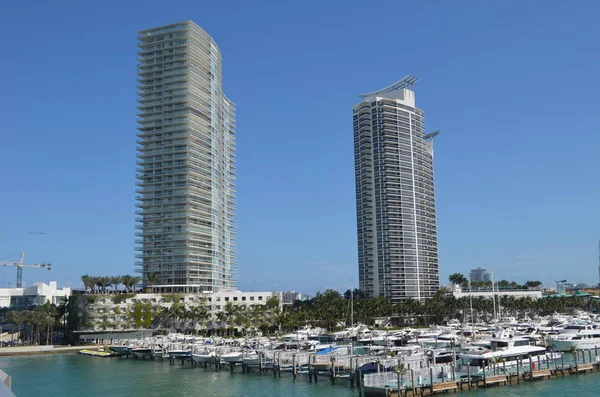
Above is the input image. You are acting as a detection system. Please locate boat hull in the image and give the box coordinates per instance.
[108,346,131,354]
[131,349,152,358]
[547,338,600,352]
[221,354,243,363]
[168,350,192,359]
[192,353,215,363]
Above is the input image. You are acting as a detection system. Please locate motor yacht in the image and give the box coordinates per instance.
[459,330,560,374]
[547,323,600,351]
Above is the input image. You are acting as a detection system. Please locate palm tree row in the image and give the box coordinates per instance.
[448,273,543,290]
[80,274,141,294]
[2,302,60,345]
[279,289,600,331]
[151,297,282,336]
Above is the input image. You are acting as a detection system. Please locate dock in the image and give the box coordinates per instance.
[72,341,600,397]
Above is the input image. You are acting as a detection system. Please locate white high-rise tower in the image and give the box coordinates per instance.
[136,21,236,292]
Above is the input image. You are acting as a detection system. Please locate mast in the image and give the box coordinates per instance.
[351,289,354,327]
[469,276,474,341]
[491,271,497,321]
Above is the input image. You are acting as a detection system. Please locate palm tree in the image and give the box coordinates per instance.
[57,296,69,332]
[215,311,227,336]
[96,277,111,294]
[448,273,468,286]
[568,345,580,368]
[110,276,122,294]
[81,275,91,294]
[145,273,159,293]
[129,277,141,293]
[121,275,132,293]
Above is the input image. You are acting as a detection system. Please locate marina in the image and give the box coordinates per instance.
[54,311,600,397]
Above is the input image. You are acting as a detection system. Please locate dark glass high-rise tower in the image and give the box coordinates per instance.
[353,76,439,303]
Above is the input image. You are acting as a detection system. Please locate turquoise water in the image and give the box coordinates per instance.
[2,354,600,396]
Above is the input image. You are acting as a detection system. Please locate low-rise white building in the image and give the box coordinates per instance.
[0,281,71,309]
[450,284,542,300]
[71,290,283,332]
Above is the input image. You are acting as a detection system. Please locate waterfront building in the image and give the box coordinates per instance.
[353,76,439,303]
[0,281,71,309]
[450,284,542,300]
[136,21,236,293]
[70,291,283,334]
[469,267,491,283]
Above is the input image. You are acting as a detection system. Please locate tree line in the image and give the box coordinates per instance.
[80,275,144,294]
[277,289,600,332]
[448,273,543,290]
[1,301,67,345]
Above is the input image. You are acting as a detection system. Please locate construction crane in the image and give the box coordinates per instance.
[0,252,51,288]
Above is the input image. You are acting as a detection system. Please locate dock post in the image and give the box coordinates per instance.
[230,363,234,373]
[482,364,487,388]
[529,355,533,382]
[429,367,434,395]
[411,369,415,393]
[292,354,296,379]
[467,363,471,390]
[537,355,541,372]
[330,356,335,383]
[516,358,520,384]
[561,353,565,377]
[588,349,592,365]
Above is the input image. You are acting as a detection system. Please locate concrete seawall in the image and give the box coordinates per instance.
[0,345,84,357]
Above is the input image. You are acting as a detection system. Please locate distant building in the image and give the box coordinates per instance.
[470,267,491,283]
[281,291,301,304]
[450,284,541,300]
[0,281,71,309]
[556,280,567,295]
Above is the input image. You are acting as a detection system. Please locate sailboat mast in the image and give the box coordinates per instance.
[491,272,497,321]
[469,277,474,341]
[351,289,354,327]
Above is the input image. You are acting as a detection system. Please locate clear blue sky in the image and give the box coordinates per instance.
[1,0,598,292]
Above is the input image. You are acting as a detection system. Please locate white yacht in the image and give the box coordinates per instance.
[459,330,560,374]
[547,323,600,351]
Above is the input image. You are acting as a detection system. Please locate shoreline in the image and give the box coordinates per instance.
[0,345,85,357]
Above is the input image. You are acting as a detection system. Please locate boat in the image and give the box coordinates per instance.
[131,347,153,359]
[168,349,192,359]
[78,349,114,357]
[241,352,266,366]
[459,330,560,374]
[547,323,600,351]
[191,350,216,363]
[221,351,244,363]
[108,345,131,355]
